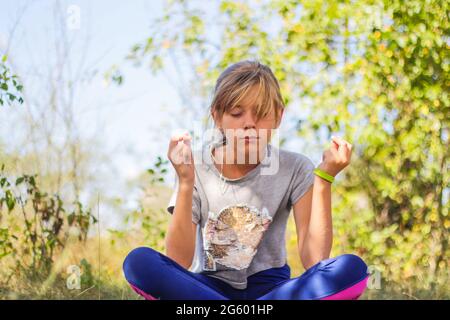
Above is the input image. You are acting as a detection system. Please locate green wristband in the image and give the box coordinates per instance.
[313,168,335,183]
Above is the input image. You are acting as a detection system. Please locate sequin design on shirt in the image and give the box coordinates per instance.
[202,204,272,271]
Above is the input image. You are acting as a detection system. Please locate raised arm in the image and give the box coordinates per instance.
[164,132,197,269]
[293,136,353,270]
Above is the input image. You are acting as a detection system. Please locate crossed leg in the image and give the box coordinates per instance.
[257,254,369,300]
[123,247,228,300]
[123,247,368,300]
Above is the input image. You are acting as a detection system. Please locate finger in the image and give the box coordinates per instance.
[169,141,184,164]
[332,136,352,154]
[183,134,192,145]
[169,133,186,149]
[181,136,192,156]
[182,148,191,164]
[337,137,352,150]
[329,138,348,162]
[331,139,340,151]
[345,141,352,151]
[338,144,350,160]
[168,131,190,162]
[331,135,347,147]
[329,146,340,160]
[337,144,352,164]
[181,136,193,164]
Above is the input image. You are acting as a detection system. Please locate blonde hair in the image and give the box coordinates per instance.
[209,60,285,125]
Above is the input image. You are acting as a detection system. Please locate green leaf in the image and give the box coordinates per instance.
[5,190,15,211]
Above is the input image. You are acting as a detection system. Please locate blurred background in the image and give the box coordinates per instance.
[0,0,448,299]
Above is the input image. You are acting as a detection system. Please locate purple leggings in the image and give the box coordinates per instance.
[123,247,369,300]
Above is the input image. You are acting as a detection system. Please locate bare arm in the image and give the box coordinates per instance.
[164,181,197,269]
[293,178,332,270]
[293,136,352,270]
[164,132,197,269]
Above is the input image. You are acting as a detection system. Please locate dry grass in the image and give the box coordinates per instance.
[1,196,447,300]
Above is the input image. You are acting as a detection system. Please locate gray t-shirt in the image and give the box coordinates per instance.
[167,139,315,289]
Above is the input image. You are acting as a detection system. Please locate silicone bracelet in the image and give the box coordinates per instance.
[313,168,335,183]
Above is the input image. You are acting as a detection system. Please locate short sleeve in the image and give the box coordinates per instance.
[166,175,201,225]
[289,155,316,205]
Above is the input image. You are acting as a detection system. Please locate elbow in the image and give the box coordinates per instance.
[300,253,314,270]
[171,255,192,269]
[165,249,192,269]
[300,249,313,270]
[300,236,333,269]
[164,240,193,270]
[301,255,326,270]
[300,249,331,270]
[173,255,193,270]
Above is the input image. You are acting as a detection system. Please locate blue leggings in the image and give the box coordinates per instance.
[122,247,369,300]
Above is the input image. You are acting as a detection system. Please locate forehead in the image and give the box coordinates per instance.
[235,85,261,108]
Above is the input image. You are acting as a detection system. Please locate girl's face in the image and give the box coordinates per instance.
[212,85,283,161]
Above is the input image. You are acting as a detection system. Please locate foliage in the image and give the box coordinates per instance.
[1,0,448,299]
[125,0,449,297]
[0,164,97,282]
[0,55,23,106]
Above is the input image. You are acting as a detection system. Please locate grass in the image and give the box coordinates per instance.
[0,192,448,300]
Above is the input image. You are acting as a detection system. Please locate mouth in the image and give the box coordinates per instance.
[241,136,260,145]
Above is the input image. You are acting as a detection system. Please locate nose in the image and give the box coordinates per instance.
[243,111,257,130]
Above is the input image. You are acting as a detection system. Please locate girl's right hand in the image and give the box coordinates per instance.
[167,132,195,184]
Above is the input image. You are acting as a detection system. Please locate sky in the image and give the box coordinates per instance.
[0,0,326,229]
[0,0,176,176]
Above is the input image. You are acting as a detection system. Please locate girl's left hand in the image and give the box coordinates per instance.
[318,136,353,177]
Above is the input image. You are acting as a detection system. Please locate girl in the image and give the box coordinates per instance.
[123,60,369,300]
